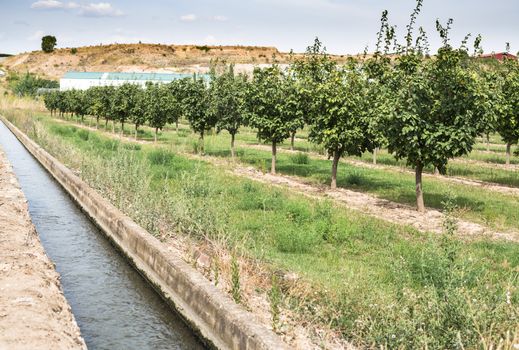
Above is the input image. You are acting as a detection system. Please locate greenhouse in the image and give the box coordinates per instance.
[59,71,207,91]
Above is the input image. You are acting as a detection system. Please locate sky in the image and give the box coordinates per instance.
[0,0,518,56]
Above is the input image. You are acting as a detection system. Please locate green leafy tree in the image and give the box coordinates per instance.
[100,86,116,130]
[494,57,519,165]
[210,64,248,158]
[10,72,58,96]
[111,83,140,136]
[163,80,184,132]
[129,85,146,140]
[284,71,305,151]
[364,10,395,164]
[308,61,375,189]
[246,65,293,174]
[43,91,60,116]
[384,19,489,212]
[56,91,69,117]
[41,35,57,53]
[86,86,112,129]
[142,83,171,142]
[67,89,89,124]
[182,76,215,154]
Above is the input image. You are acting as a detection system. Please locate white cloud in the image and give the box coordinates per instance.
[30,1,122,17]
[30,0,79,9]
[28,30,45,41]
[180,14,197,22]
[213,15,228,22]
[79,3,123,17]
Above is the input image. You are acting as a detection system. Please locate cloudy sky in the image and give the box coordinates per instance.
[1,0,518,55]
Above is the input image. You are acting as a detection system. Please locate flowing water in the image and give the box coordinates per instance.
[0,121,204,350]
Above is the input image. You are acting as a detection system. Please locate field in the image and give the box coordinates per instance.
[2,102,518,349]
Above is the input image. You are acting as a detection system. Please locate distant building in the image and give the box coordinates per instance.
[59,71,208,91]
[478,52,517,61]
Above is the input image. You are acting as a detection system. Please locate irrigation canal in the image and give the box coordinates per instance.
[0,120,204,349]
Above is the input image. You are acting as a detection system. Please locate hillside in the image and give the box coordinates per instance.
[1,43,352,80]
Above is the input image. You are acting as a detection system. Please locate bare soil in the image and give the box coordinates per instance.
[3,43,353,80]
[0,146,85,350]
[249,143,519,197]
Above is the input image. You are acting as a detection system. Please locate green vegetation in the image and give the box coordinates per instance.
[17,0,519,347]
[8,72,58,97]
[4,110,519,349]
[41,35,57,53]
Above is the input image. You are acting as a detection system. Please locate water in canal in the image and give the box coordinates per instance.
[0,121,204,350]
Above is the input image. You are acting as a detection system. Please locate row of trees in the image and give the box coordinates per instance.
[43,2,518,212]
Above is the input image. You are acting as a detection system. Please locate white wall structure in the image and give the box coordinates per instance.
[60,71,208,91]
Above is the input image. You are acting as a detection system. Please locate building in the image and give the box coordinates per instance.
[59,71,208,91]
[478,52,517,61]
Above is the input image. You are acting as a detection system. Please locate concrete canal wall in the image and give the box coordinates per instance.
[1,117,287,350]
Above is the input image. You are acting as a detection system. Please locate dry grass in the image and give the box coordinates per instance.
[2,43,356,79]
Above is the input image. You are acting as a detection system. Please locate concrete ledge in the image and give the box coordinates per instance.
[1,117,288,350]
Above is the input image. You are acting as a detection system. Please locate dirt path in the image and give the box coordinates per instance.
[200,158,519,243]
[451,157,519,171]
[246,143,519,197]
[0,147,86,350]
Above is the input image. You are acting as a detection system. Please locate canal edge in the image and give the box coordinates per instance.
[0,116,289,350]
[0,143,87,350]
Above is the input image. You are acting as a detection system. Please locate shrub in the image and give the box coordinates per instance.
[9,72,59,97]
[147,149,175,165]
[275,225,320,253]
[290,152,309,164]
[77,129,90,141]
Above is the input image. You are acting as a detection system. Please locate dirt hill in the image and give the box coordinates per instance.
[1,43,353,80]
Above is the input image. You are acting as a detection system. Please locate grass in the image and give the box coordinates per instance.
[23,113,519,232]
[3,109,519,349]
[355,148,519,187]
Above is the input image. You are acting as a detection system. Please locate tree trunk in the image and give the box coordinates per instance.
[486,133,490,152]
[506,142,511,166]
[112,120,115,134]
[415,163,425,213]
[154,127,158,143]
[271,141,277,174]
[105,118,108,130]
[331,148,341,189]
[434,167,440,176]
[290,131,296,151]
[175,121,179,132]
[199,132,205,155]
[373,147,378,165]
[96,117,99,130]
[135,124,138,140]
[230,133,236,159]
[120,121,124,137]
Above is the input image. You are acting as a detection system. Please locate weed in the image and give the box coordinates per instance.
[212,255,220,286]
[147,149,174,165]
[345,171,363,186]
[290,152,309,164]
[230,253,241,304]
[268,274,282,331]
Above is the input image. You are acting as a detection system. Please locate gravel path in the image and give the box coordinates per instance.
[0,146,85,350]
